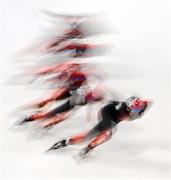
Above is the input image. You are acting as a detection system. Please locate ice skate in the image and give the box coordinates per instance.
[46,139,68,152]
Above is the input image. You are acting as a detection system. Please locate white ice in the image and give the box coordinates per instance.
[0,0,170,180]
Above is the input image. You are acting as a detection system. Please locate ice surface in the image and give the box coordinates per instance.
[0,0,170,180]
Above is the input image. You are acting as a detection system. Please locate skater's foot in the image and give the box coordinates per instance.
[46,139,68,152]
[77,146,92,159]
[10,116,32,132]
[17,116,32,125]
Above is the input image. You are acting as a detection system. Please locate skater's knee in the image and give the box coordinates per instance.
[89,129,112,148]
[68,132,88,144]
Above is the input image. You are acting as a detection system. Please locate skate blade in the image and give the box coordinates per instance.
[45,145,58,153]
[45,148,53,153]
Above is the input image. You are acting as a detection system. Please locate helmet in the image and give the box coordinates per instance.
[126,96,148,119]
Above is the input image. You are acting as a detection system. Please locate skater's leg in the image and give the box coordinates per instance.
[35,87,68,108]
[41,96,83,128]
[46,121,103,151]
[68,121,106,145]
[22,100,74,123]
[45,100,74,118]
[46,131,93,152]
[78,129,112,158]
[68,132,90,144]
[41,112,69,128]
[87,128,112,149]
[77,108,116,157]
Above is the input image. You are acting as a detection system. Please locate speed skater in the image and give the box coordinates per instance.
[47,96,150,158]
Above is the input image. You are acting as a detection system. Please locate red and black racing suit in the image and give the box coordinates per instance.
[56,101,130,153]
